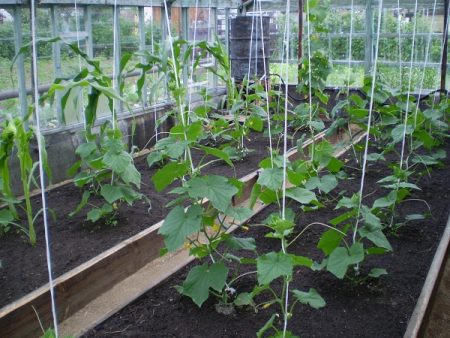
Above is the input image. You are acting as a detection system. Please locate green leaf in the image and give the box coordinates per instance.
[121,163,141,188]
[246,115,263,131]
[327,243,364,279]
[369,268,388,278]
[256,314,277,338]
[100,184,124,204]
[359,227,392,251]
[257,252,293,285]
[292,288,326,309]
[225,237,256,251]
[187,175,238,212]
[285,187,317,204]
[234,292,254,306]
[103,151,131,174]
[336,194,359,209]
[224,206,254,222]
[155,137,188,159]
[257,168,284,191]
[180,262,228,307]
[290,254,313,268]
[86,203,113,223]
[361,206,382,229]
[147,151,164,168]
[198,145,233,167]
[318,228,345,255]
[69,191,91,217]
[327,157,343,173]
[0,209,14,224]
[158,205,203,251]
[305,175,338,194]
[152,161,188,192]
[75,142,97,159]
[372,191,397,209]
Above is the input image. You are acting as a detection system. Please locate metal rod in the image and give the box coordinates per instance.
[298,0,303,70]
[441,0,449,92]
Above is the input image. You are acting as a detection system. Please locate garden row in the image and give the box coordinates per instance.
[1,2,449,336]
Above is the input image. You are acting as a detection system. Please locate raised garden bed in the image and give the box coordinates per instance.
[0,126,361,338]
[81,139,450,338]
[0,131,276,307]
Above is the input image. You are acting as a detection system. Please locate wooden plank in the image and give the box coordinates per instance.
[403,215,450,338]
[0,126,361,338]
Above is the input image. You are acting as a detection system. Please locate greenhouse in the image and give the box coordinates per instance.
[0,0,449,337]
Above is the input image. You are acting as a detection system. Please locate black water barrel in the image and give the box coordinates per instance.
[229,16,270,81]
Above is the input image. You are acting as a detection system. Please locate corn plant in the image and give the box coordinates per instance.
[0,112,51,245]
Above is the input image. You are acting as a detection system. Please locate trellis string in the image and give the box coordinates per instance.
[306,0,314,160]
[397,0,403,90]
[413,0,438,128]
[353,0,384,244]
[30,0,59,335]
[281,1,291,334]
[73,0,86,128]
[112,0,119,130]
[399,0,419,171]
[187,0,200,117]
[257,0,274,165]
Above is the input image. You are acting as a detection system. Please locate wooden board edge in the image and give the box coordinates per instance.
[403,214,450,338]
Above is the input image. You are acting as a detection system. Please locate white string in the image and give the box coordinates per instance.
[346,0,354,92]
[305,0,314,160]
[112,0,118,130]
[399,0,418,171]
[246,14,256,86]
[187,0,199,116]
[353,0,384,244]
[431,2,450,111]
[397,0,403,90]
[281,4,291,336]
[30,0,59,335]
[150,0,159,142]
[281,5,291,222]
[257,0,274,165]
[413,0,438,128]
[73,0,86,128]
[163,0,195,172]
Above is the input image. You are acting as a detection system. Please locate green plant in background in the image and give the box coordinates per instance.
[39,39,147,224]
[0,112,51,245]
[68,122,147,224]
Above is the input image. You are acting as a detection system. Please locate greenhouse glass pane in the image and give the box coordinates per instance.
[0,7,20,117]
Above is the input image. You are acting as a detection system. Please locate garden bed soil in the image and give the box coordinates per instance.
[84,140,450,338]
[0,131,302,308]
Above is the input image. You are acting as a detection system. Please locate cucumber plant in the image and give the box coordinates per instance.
[40,40,147,224]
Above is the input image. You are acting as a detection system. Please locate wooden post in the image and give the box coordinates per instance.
[298,0,303,68]
[440,0,449,92]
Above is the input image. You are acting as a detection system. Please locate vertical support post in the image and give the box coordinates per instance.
[138,6,148,107]
[365,0,373,73]
[161,4,169,101]
[225,7,230,53]
[13,6,28,119]
[181,6,189,87]
[441,0,449,92]
[113,5,122,114]
[51,5,63,124]
[85,6,94,59]
[211,6,218,88]
[298,0,303,73]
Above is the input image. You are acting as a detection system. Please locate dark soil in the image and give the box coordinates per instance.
[0,131,297,308]
[83,140,450,338]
